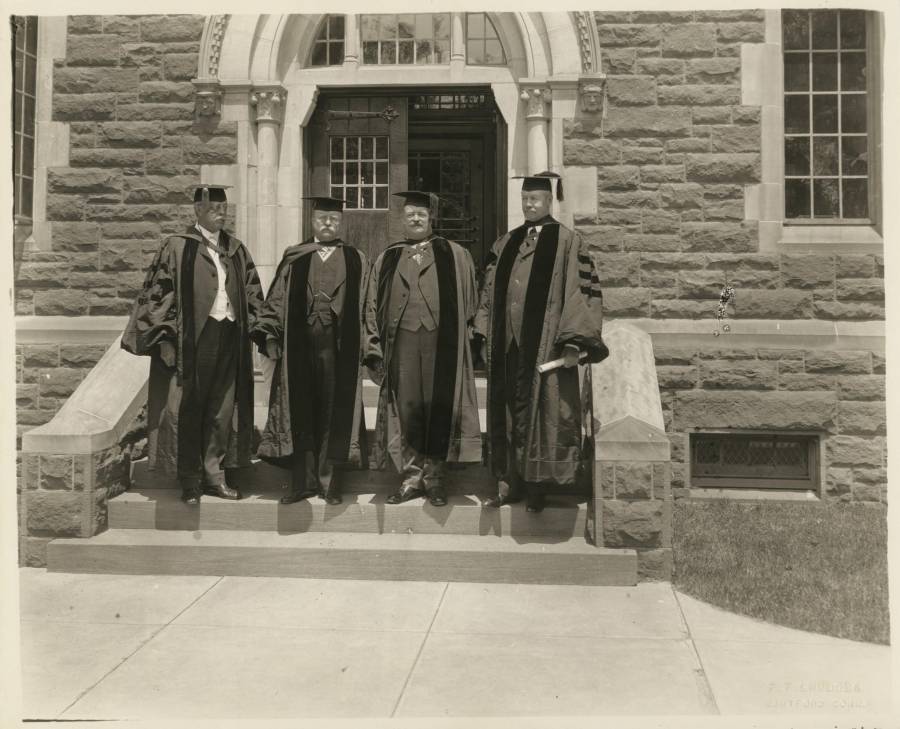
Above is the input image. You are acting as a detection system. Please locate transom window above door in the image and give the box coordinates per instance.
[361,14,450,65]
[308,13,507,67]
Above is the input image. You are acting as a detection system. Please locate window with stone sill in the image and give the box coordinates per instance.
[782,9,881,227]
[690,433,820,491]
[307,14,507,68]
[465,13,506,65]
[310,14,345,67]
[13,15,38,226]
[361,14,450,65]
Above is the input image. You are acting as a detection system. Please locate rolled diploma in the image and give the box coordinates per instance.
[536,350,588,373]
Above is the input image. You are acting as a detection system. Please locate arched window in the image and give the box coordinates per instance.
[304,14,508,68]
[310,15,345,66]
[360,14,450,65]
[465,13,505,65]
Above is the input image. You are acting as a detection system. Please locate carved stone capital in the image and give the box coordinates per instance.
[250,85,287,125]
[520,85,552,120]
[192,78,223,119]
[579,74,607,115]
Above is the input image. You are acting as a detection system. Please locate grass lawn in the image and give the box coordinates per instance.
[672,499,890,645]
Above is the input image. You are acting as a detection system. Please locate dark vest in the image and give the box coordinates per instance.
[307,251,341,326]
[398,248,439,332]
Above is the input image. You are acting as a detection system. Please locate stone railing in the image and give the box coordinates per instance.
[589,321,672,580]
[20,337,148,566]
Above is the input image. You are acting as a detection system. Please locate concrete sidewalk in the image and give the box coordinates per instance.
[16,568,892,720]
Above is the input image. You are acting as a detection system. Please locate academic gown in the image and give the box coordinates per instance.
[121,227,266,478]
[474,219,608,485]
[256,240,369,468]
[364,237,482,470]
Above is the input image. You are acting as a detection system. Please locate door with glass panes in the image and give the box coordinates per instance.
[306,89,502,270]
[306,94,409,262]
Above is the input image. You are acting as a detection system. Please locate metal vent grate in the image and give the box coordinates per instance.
[690,433,819,490]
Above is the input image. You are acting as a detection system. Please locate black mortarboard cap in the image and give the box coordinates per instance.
[512,171,564,201]
[303,196,346,212]
[393,190,440,211]
[193,184,230,203]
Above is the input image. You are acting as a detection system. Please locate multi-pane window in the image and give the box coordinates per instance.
[783,9,870,221]
[13,16,38,222]
[411,93,491,111]
[409,151,474,245]
[360,14,450,65]
[465,13,505,65]
[310,15,345,66]
[329,136,390,209]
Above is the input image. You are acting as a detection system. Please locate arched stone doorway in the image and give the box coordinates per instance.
[192,13,604,286]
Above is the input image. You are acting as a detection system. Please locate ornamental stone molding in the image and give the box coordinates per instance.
[572,11,601,74]
[250,85,287,124]
[192,78,223,118]
[520,84,552,120]
[199,15,229,78]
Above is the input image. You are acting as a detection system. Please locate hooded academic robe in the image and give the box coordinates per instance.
[364,237,482,470]
[121,227,265,477]
[255,240,369,468]
[474,219,607,485]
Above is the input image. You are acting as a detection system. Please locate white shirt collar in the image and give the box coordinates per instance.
[196,223,220,244]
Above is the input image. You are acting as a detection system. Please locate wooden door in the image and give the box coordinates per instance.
[407,137,489,272]
[307,95,408,261]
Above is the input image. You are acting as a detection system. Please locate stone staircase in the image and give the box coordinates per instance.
[30,322,669,584]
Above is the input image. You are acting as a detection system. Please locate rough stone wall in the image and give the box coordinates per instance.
[571,10,885,321]
[655,345,887,503]
[15,343,107,451]
[15,14,236,319]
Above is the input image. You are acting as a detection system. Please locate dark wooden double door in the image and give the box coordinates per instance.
[306,89,503,274]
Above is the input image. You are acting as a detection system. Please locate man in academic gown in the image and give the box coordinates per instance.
[256,196,369,505]
[474,172,607,512]
[122,184,266,504]
[363,191,482,507]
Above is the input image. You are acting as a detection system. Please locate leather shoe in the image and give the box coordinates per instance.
[483,491,522,508]
[526,488,546,514]
[203,483,242,500]
[280,488,318,505]
[322,490,343,505]
[386,486,425,504]
[180,479,202,505]
[427,485,447,507]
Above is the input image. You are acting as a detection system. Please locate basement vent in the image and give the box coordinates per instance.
[689,433,819,490]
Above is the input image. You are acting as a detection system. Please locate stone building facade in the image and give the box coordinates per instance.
[13,11,886,567]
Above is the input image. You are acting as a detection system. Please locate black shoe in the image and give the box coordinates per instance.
[483,491,523,508]
[427,485,447,507]
[322,490,343,505]
[203,483,242,500]
[386,486,425,504]
[280,488,318,505]
[526,486,545,513]
[180,478,202,505]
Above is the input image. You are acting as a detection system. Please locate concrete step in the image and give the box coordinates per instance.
[108,487,589,538]
[46,529,637,586]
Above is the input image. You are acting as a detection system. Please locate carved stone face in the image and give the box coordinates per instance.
[581,83,603,113]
